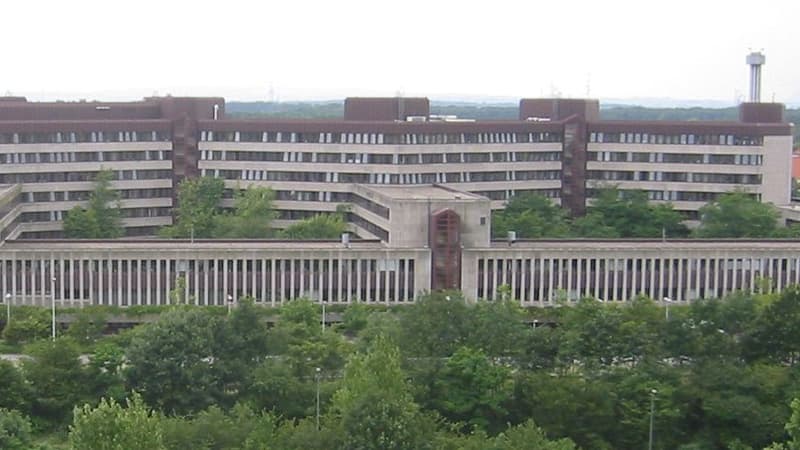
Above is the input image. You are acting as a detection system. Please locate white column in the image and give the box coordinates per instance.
[547,258,555,302]
[566,257,574,301]
[222,259,229,304]
[261,258,271,305]
[677,258,684,302]
[619,258,627,301]
[365,259,372,302]
[537,257,545,302]
[80,259,86,305]
[356,258,362,302]
[270,259,277,306]
[603,259,610,301]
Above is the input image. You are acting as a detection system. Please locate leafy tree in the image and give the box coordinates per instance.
[432,346,513,433]
[0,408,33,450]
[214,186,277,238]
[281,212,348,239]
[492,193,570,238]
[397,291,473,357]
[746,286,800,364]
[23,338,88,428]
[494,420,578,450]
[332,335,434,450]
[573,187,688,238]
[0,361,30,413]
[2,307,50,344]
[64,310,106,347]
[124,309,222,415]
[64,169,123,238]
[214,297,270,407]
[160,176,225,238]
[69,394,165,450]
[766,398,800,450]
[85,340,127,402]
[694,191,786,238]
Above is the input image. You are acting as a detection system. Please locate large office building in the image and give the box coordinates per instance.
[0,91,796,307]
[0,95,793,240]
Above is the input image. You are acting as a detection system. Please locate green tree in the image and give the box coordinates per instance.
[64,310,106,347]
[432,346,514,433]
[766,398,800,450]
[694,191,786,238]
[0,408,33,450]
[281,212,348,239]
[215,186,277,238]
[124,309,222,415]
[332,335,434,450]
[492,193,570,238]
[2,308,50,345]
[494,420,578,450]
[69,394,165,450]
[64,169,123,238]
[0,361,30,413]
[160,176,225,238]
[573,187,688,238]
[23,338,88,428]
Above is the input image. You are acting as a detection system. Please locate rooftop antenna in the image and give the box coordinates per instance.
[746,50,765,102]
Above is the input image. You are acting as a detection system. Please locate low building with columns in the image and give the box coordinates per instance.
[2,183,800,307]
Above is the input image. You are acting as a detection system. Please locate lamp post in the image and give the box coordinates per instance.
[4,293,10,328]
[315,367,321,431]
[227,294,234,315]
[648,388,658,450]
[51,277,57,341]
[321,301,326,333]
[663,297,673,321]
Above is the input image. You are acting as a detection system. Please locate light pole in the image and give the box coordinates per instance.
[4,293,10,328]
[227,294,233,315]
[51,277,57,341]
[321,301,325,333]
[648,388,657,450]
[663,297,673,321]
[315,367,321,431]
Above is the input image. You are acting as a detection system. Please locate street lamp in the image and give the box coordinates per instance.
[321,301,326,333]
[51,277,57,341]
[227,294,234,315]
[663,297,673,321]
[315,367,322,431]
[648,388,658,450]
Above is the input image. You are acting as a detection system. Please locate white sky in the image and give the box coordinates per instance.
[2,0,798,104]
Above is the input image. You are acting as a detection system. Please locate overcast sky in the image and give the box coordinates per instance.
[2,0,798,105]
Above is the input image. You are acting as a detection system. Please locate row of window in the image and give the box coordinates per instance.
[201,150,562,164]
[0,170,173,184]
[0,131,171,145]
[209,169,562,184]
[270,190,390,220]
[589,151,763,166]
[0,150,171,164]
[201,131,563,145]
[20,207,172,223]
[474,189,562,201]
[21,188,173,203]
[586,188,759,203]
[590,132,763,146]
[588,170,762,185]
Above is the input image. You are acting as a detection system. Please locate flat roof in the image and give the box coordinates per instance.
[362,184,486,201]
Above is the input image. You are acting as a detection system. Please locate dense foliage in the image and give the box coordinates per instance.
[63,170,123,239]
[492,188,798,239]
[2,287,800,448]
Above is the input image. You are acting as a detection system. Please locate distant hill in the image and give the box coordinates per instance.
[226,101,799,145]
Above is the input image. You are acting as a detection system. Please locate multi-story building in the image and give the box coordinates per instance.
[0,95,793,240]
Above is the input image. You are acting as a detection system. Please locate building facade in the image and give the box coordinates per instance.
[0,95,792,239]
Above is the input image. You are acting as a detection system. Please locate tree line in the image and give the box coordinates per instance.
[3,288,800,448]
[492,188,799,239]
